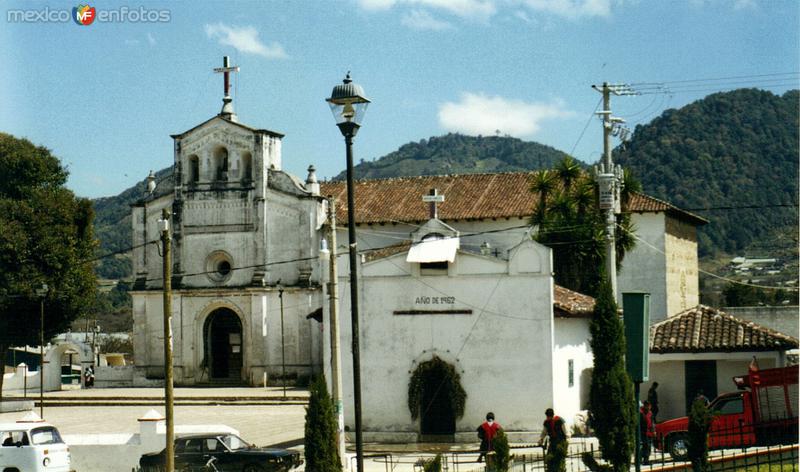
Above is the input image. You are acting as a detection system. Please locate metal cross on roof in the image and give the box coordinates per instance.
[422,188,445,219]
[213,56,240,98]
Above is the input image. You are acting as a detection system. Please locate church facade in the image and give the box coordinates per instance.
[130,79,328,386]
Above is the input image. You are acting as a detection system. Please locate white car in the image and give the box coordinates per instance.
[0,422,71,472]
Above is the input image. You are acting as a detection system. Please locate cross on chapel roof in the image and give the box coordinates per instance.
[422,188,444,219]
[213,56,240,121]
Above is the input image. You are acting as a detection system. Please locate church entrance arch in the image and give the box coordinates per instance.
[202,308,243,381]
[408,356,465,441]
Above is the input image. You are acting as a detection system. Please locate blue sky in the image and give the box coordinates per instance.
[1,0,798,198]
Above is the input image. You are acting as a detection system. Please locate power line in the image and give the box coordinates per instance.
[629,71,799,87]
[570,97,603,156]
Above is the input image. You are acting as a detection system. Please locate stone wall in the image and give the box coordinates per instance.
[665,217,700,317]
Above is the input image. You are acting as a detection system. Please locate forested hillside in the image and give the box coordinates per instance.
[615,88,798,257]
[334,133,570,180]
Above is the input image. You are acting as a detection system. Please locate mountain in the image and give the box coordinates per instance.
[92,167,172,279]
[615,88,799,257]
[333,133,570,180]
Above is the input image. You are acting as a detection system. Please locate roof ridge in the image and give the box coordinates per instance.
[320,170,541,185]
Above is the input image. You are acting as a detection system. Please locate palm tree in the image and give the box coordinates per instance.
[531,157,638,298]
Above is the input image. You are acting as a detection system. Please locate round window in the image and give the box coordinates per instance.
[217,260,231,277]
[206,251,233,283]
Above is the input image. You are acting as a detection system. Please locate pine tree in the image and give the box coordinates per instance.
[588,277,636,472]
[303,375,342,472]
[687,398,712,472]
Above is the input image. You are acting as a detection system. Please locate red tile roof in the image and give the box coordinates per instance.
[650,305,798,353]
[319,172,706,226]
[554,285,596,318]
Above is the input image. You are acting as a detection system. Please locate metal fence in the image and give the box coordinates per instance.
[350,436,798,472]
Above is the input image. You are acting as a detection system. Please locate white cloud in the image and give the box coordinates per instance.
[438,92,574,137]
[358,0,495,18]
[522,0,615,19]
[204,23,287,59]
[357,0,398,9]
[411,0,496,17]
[401,9,454,29]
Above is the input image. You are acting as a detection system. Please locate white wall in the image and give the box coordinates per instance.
[335,240,557,441]
[618,213,668,322]
[553,318,593,426]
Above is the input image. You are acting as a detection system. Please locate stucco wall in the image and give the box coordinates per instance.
[618,213,668,322]
[553,318,593,425]
[664,217,700,317]
[335,240,557,441]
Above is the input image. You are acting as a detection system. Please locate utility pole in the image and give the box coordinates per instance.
[279,285,286,400]
[592,82,633,302]
[37,285,47,419]
[327,197,346,466]
[159,208,175,472]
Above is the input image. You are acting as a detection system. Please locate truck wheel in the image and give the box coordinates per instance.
[668,433,689,461]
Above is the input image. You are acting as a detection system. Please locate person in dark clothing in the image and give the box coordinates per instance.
[538,408,568,472]
[640,400,655,465]
[477,412,501,463]
[647,382,660,423]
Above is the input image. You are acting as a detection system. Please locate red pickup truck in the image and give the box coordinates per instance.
[655,365,798,460]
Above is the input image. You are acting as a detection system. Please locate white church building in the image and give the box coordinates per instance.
[130,64,328,386]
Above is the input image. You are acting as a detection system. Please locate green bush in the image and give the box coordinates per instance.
[489,430,511,472]
[303,375,342,472]
[419,454,443,472]
[688,398,713,472]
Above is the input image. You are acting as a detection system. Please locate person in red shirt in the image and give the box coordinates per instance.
[640,400,656,465]
[538,408,568,472]
[476,412,501,463]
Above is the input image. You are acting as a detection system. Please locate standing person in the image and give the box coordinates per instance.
[84,365,95,388]
[538,408,569,472]
[640,400,655,465]
[647,382,660,423]
[476,412,501,463]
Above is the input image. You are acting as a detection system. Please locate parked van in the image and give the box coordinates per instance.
[0,422,71,472]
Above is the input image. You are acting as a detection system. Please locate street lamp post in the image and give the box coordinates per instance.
[35,284,48,419]
[326,73,370,472]
[158,208,175,472]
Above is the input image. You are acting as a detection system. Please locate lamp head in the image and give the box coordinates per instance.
[326,72,370,131]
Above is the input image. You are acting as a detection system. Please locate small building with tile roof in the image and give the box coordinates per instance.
[329,213,597,442]
[320,171,707,323]
[640,305,798,420]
